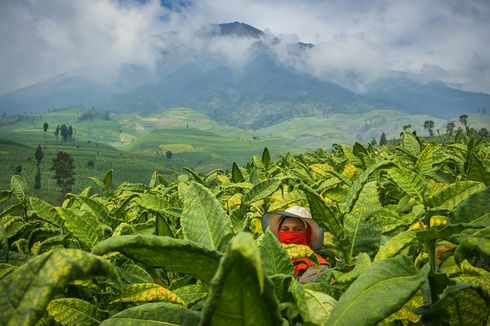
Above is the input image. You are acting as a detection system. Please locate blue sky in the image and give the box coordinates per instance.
[0,0,489,94]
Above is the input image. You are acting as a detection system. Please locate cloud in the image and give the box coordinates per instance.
[0,0,170,92]
[193,0,490,93]
[0,0,489,94]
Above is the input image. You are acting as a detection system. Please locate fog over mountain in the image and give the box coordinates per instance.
[0,1,489,128]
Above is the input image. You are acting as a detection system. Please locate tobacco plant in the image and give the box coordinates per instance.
[1,132,489,325]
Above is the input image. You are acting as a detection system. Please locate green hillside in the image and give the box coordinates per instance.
[1,107,488,203]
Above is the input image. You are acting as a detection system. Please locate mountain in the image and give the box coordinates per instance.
[215,21,265,38]
[112,54,376,128]
[365,72,490,119]
[0,22,488,128]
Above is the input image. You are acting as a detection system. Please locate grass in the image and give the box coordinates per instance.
[2,107,488,204]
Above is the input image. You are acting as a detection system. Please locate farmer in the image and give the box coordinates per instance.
[262,206,329,283]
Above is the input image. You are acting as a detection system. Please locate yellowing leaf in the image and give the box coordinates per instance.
[111,283,184,305]
[225,193,243,210]
[342,163,357,180]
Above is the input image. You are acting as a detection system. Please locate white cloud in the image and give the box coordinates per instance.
[0,0,489,94]
[0,0,169,92]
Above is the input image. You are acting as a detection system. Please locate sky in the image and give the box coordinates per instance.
[0,0,489,94]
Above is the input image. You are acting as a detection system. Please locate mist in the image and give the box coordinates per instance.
[1,0,489,94]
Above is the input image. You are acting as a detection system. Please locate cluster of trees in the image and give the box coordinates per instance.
[373,113,488,146]
[77,109,111,122]
[40,122,75,142]
[424,114,488,138]
[28,144,76,197]
[54,124,74,142]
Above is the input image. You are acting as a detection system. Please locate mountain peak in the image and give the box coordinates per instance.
[216,22,265,38]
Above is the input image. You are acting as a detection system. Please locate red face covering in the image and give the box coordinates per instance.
[278,231,309,246]
[278,219,312,248]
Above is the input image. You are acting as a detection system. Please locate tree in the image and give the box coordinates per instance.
[446,122,455,136]
[34,170,41,190]
[51,151,75,196]
[43,122,49,138]
[34,145,44,190]
[459,114,468,133]
[34,145,44,167]
[423,120,435,137]
[370,137,377,146]
[14,165,22,175]
[379,132,388,146]
[68,125,73,141]
[60,124,68,142]
[402,124,411,131]
[478,128,488,137]
[54,125,60,141]
[165,150,173,159]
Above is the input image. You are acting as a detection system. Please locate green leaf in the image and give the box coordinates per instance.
[243,178,282,204]
[383,291,424,325]
[134,193,166,211]
[456,260,490,287]
[321,169,352,187]
[117,262,153,284]
[454,226,490,264]
[11,175,28,203]
[29,197,63,227]
[149,171,158,189]
[173,283,208,307]
[0,249,117,326]
[331,253,371,284]
[339,144,363,168]
[343,161,395,213]
[155,214,173,237]
[426,283,489,326]
[429,181,485,210]
[3,215,26,238]
[100,302,200,326]
[327,256,430,326]
[344,181,382,258]
[259,229,294,276]
[71,195,114,226]
[0,190,11,205]
[178,181,232,252]
[111,283,184,305]
[92,235,221,282]
[231,162,244,183]
[87,177,106,191]
[402,132,421,157]
[103,169,113,191]
[47,298,100,326]
[448,187,490,226]
[0,221,7,260]
[375,230,416,261]
[467,152,490,185]
[416,223,483,243]
[0,263,15,279]
[388,167,426,203]
[303,289,337,325]
[252,155,266,174]
[300,184,343,241]
[56,207,102,250]
[183,166,205,185]
[415,145,433,176]
[200,232,282,326]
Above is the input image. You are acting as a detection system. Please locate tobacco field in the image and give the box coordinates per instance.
[1,131,489,325]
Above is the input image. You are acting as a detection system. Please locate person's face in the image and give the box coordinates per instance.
[280,217,306,232]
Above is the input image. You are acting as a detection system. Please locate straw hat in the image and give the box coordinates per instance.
[262,206,324,250]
